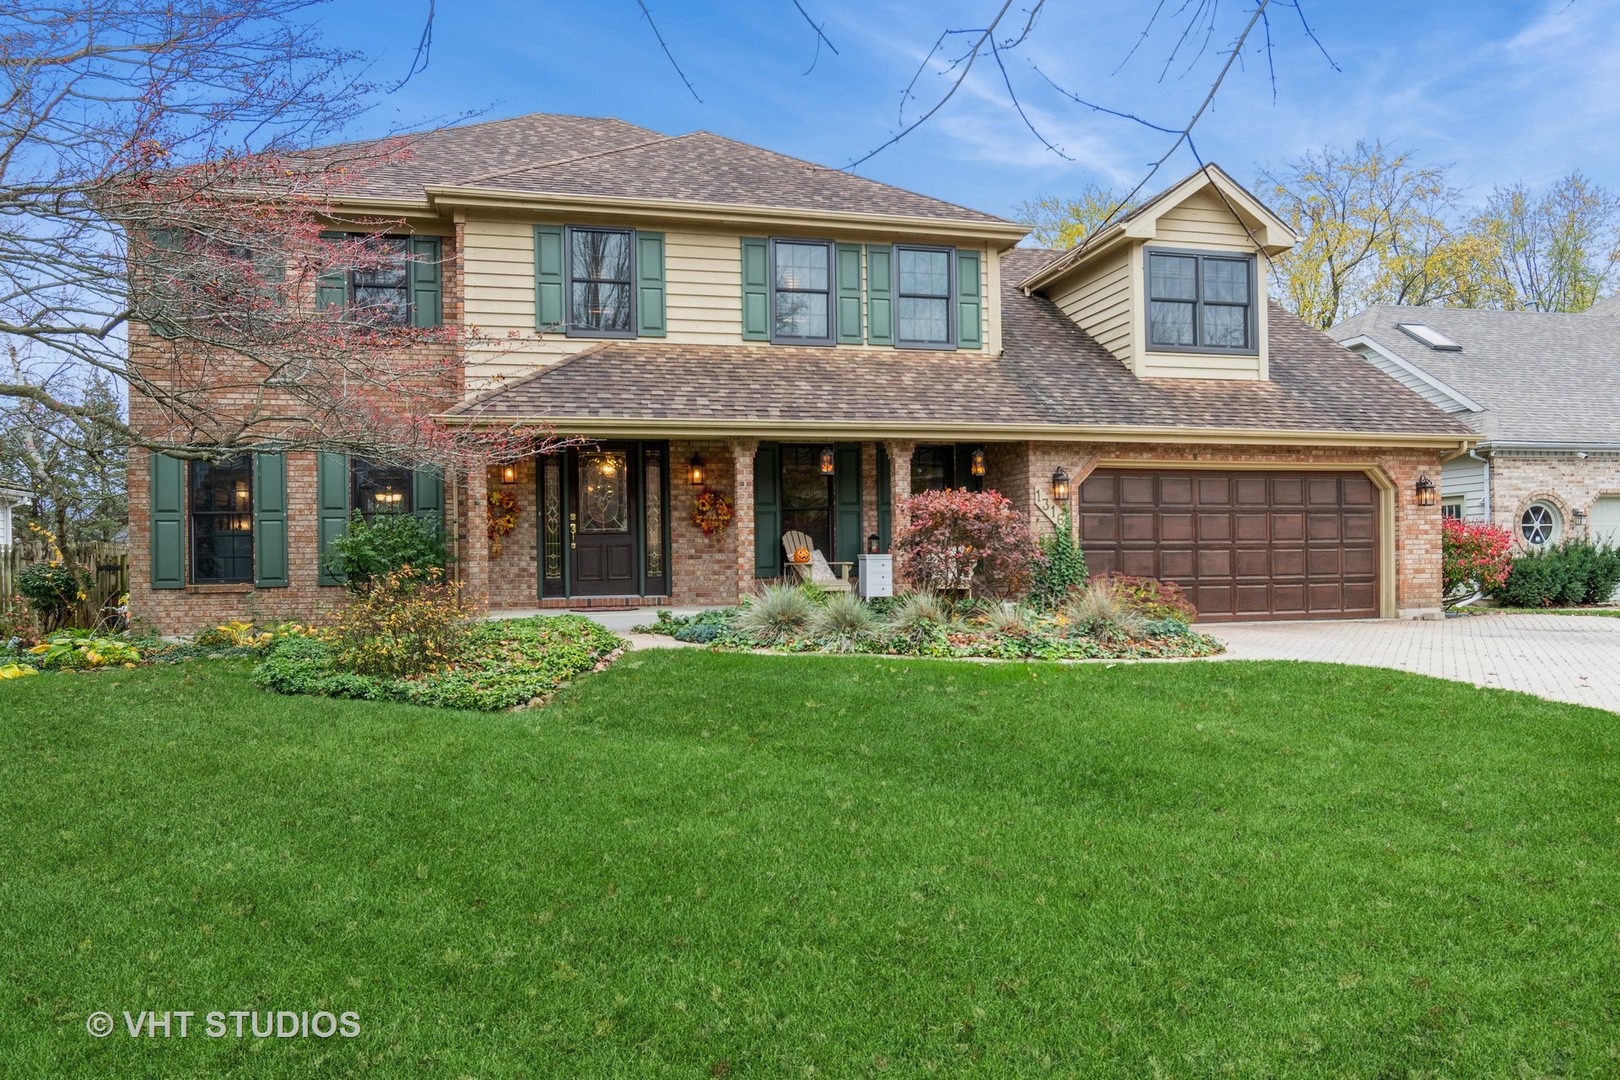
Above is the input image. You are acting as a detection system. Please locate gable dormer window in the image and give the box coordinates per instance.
[1147,250,1255,354]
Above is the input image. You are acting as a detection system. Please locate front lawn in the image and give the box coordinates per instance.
[2,653,1616,1076]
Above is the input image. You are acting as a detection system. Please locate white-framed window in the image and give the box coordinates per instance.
[1441,497,1465,521]
[1519,501,1561,546]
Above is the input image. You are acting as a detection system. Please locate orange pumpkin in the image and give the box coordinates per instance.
[792,547,811,564]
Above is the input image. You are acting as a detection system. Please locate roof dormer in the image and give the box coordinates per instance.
[1018,164,1297,381]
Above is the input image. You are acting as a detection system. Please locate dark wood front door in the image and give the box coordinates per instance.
[1079,469,1380,621]
[570,446,639,595]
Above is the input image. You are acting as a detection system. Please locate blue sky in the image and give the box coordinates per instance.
[315,0,1620,221]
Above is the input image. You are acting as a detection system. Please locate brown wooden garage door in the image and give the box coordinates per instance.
[1078,469,1380,621]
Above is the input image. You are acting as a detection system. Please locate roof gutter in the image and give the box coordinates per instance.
[435,412,1478,451]
[1479,440,1620,453]
[418,186,1031,243]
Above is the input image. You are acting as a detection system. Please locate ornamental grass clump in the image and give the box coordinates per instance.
[736,583,814,645]
[885,590,951,651]
[330,565,466,677]
[1064,581,1147,645]
[979,600,1033,636]
[809,592,882,653]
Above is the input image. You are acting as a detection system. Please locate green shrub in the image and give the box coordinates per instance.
[736,584,814,645]
[330,566,466,677]
[326,511,448,587]
[15,562,87,632]
[28,630,141,669]
[262,632,331,662]
[673,622,724,644]
[253,616,621,711]
[809,592,882,653]
[1494,541,1620,608]
[1029,513,1088,609]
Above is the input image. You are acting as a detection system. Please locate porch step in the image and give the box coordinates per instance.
[535,596,670,611]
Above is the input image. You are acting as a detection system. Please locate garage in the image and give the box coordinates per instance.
[1078,469,1381,622]
[1591,496,1620,602]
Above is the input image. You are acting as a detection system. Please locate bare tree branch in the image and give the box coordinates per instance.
[634,0,702,103]
[789,0,839,76]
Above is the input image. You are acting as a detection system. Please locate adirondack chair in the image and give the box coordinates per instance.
[781,530,853,592]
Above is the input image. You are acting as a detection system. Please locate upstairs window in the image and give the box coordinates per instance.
[771,239,833,344]
[567,227,634,336]
[896,245,954,348]
[1147,250,1255,353]
[318,233,441,328]
[189,456,254,584]
[348,236,412,326]
[351,458,413,519]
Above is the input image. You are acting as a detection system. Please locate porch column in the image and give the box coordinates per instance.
[884,440,915,542]
[730,439,759,603]
[463,463,490,614]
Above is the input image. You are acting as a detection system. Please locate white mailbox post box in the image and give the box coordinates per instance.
[857,554,893,599]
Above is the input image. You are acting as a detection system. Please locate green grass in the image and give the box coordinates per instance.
[2,654,1618,1077]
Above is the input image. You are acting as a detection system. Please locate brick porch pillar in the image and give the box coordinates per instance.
[884,440,915,544]
[730,439,759,602]
[463,464,490,614]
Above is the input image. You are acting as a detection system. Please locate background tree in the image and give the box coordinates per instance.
[1474,174,1620,312]
[1014,185,1137,248]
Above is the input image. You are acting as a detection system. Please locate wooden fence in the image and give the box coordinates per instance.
[0,542,130,619]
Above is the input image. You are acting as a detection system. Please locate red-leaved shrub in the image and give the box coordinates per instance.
[1088,573,1197,624]
[892,488,1041,599]
[1441,517,1513,600]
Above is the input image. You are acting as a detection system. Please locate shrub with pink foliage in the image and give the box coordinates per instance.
[1441,517,1514,600]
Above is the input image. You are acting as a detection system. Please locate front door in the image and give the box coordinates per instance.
[571,446,638,595]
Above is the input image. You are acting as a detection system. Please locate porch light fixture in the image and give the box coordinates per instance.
[969,447,986,477]
[819,446,836,476]
[867,533,881,554]
[1574,507,1589,524]
[688,453,705,486]
[1051,467,1071,504]
[1414,474,1436,507]
[500,463,517,485]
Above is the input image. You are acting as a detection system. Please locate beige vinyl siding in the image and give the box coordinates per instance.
[1137,352,1264,379]
[665,230,742,342]
[1050,246,1132,369]
[1152,188,1260,249]
[1440,455,1488,520]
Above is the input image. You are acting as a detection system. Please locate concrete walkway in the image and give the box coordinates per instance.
[1207,614,1620,714]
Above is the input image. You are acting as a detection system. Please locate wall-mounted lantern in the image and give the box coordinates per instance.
[1051,467,1071,504]
[500,463,518,485]
[819,446,836,476]
[688,453,705,487]
[1414,474,1436,507]
[969,446,986,477]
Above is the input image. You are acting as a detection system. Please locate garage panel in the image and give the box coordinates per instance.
[1078,469,1381,621]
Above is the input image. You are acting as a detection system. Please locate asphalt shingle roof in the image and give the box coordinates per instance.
[1332,304,1620,444]
[448,249,1472,441]
[316,114,1010,225]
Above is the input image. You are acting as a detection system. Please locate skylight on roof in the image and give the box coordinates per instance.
[1395,323,1462,351]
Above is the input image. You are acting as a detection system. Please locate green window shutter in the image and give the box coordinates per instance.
[149,452,186,589]
[535,225,565,331]
[144,229,184,338]
[834,443,862,565]
[835,243,864,344]
[956,249,983,349]
[866,244,894,345]
[412,467,444,532]
[410,236,442,328]
[753,442,781,577]
[316,451,350,586]
[635,231,667,337]
[253,452,289,588]
[876,447,892,551]
[316,231,347,312]
[741,237,770,341]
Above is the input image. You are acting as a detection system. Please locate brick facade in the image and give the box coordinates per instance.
[1487,451,1620,549]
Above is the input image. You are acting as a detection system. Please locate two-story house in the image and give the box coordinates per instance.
[127,113,1475,633]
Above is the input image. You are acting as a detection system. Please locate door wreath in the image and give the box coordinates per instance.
[691,488,735,535]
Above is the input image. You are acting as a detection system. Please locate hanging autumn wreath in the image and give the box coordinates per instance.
[487,490,521,556]
[690,487,735,536]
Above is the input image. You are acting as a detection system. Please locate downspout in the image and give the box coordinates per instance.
[1467,447,1492,525]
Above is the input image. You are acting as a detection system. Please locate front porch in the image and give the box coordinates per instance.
[471,438,1075,613]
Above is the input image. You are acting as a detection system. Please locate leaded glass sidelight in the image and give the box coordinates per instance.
[644,446,665,580]
[542,455,563,581]
[579,450,629,533]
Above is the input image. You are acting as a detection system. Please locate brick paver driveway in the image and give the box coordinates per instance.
[1207,614,1620,714]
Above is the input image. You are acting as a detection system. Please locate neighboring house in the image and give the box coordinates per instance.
[0,485,32,547]
[1332,306,1620,561]
[126,114,1475,633]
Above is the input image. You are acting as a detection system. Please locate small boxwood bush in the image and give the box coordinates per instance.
[326,511,448,587]
[1493,541,1620,608]
[253,616,622,711]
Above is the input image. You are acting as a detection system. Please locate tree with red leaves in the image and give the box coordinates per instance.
[0,2,543,470]
[892,488,1042,600]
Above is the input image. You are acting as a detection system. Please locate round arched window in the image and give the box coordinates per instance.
[1519,502,1561,546]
